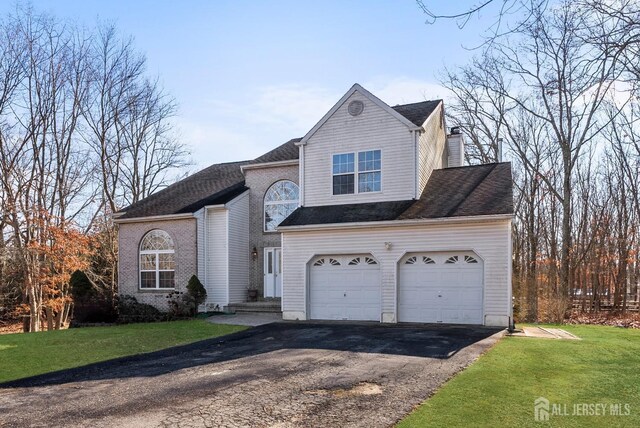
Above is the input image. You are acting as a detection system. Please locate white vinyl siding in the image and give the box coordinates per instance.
[205,207,228,306]
[447,134,464,168]
[281,219,512,326]
[417,103,446,196]
[195,209,205,284]
[303,91,415,206]
[227,192,250,303]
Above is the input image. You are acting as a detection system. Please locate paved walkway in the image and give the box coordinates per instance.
[508,326,580,340]
[206,312,282,326]
[0,323,504,428]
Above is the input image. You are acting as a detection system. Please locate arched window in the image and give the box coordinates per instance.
[264,180,299,231]
[139,230,175,289]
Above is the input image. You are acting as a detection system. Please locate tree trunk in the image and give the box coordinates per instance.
[27,283,40,332]
[560,168,572,306]
[45,306,54,331]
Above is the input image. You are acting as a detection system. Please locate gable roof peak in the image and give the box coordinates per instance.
[298,82,422,145]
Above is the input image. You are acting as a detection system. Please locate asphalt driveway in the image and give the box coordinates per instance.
[0,322,503,428]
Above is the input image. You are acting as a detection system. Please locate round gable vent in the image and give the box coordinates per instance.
[348,100,364,116]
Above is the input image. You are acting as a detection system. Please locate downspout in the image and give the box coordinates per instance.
[413,130,418,199]
[299,144,305,206]
[508,219,515,331]
[203,207,207,303]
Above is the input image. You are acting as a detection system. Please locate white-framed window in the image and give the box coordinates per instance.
[358,150,381,192]
[264,180,299,231]
[332,150,381,195]
[332,153,355,195]
[139,230,175,289]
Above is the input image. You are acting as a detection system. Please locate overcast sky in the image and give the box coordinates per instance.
[1,1,497,169]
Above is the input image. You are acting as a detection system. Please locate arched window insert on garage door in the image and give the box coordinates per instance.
[139,230,175,289]
[405,256,435,265]
[313,258,341,266]
[348,257,378,265]
[264,180,299,232]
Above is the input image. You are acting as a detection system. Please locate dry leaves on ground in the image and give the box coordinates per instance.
[567,312,640,329]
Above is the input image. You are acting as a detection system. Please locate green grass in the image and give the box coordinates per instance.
[398,325,640,427]
[0,320,246,383]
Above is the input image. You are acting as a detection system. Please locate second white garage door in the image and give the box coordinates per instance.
[398,252,484,324]
[309,254,381,321]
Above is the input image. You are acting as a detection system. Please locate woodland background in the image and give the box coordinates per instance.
[2,1,640,331]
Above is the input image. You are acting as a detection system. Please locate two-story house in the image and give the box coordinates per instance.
[115,84,514,327]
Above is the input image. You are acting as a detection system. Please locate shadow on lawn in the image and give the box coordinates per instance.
[0,322,502,389]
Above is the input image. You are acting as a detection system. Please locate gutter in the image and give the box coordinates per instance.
[114,190,250,224]
[240,159,299,172]
[113,212,195,224]
[277,213,514,232]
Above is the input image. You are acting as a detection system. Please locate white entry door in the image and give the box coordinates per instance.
[264,247,282,298]
[309,255,381,321]
[398,252,484,324]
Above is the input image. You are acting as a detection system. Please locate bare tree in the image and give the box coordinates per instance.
[0,7,189,330]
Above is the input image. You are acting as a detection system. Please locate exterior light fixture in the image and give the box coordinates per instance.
[251,247,258,260]
[384,242,392,250]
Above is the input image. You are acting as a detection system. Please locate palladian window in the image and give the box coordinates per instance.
[264,180,299,231]
[139,230,175,289]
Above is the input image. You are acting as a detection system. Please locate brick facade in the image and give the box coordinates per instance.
[118,218,197,310]
[244,164,299,295]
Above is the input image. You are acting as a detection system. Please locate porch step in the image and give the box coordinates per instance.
[227,301,282,314]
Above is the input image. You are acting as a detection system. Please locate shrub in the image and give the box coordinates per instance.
[187,275,206,312]
[70,270,93,299]
[166,291,195,318]
[70,270,116,324]
[166,276,207,318]
[117,295,167,324]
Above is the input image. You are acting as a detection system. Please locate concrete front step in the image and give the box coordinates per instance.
[227,301,282,314]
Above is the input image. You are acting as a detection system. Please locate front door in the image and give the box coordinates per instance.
[264,247,282,298]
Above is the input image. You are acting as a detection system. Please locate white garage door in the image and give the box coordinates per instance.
[398,252,483,324]
[309,255,381,321]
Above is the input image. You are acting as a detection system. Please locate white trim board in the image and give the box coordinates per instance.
[278,214,514,232]
[240,159,299,172]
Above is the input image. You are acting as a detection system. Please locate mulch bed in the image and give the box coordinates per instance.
[567,312,640,329]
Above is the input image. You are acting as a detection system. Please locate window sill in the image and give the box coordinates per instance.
[138,288,175,293]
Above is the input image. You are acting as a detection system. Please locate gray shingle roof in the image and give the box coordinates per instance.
[118,161,249,219]
[118,137,302,219]
[116,99,456,220]
[279,200,416,227]
[392,100,442,127]
[279,163,513,227]
[398,163,513,219]
[252,138,301,163]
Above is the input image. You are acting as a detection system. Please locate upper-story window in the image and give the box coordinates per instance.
[332,150,381,195]
[264,180,299,231]
[332,153,355,195]
[358,150,381,192]
[139,230,175,289]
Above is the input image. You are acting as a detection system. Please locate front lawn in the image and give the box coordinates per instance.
[399,325,640,427]
[0,320,246,384]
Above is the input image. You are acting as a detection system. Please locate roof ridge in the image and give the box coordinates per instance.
[438,162,511,171]
[392,99,442,108]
